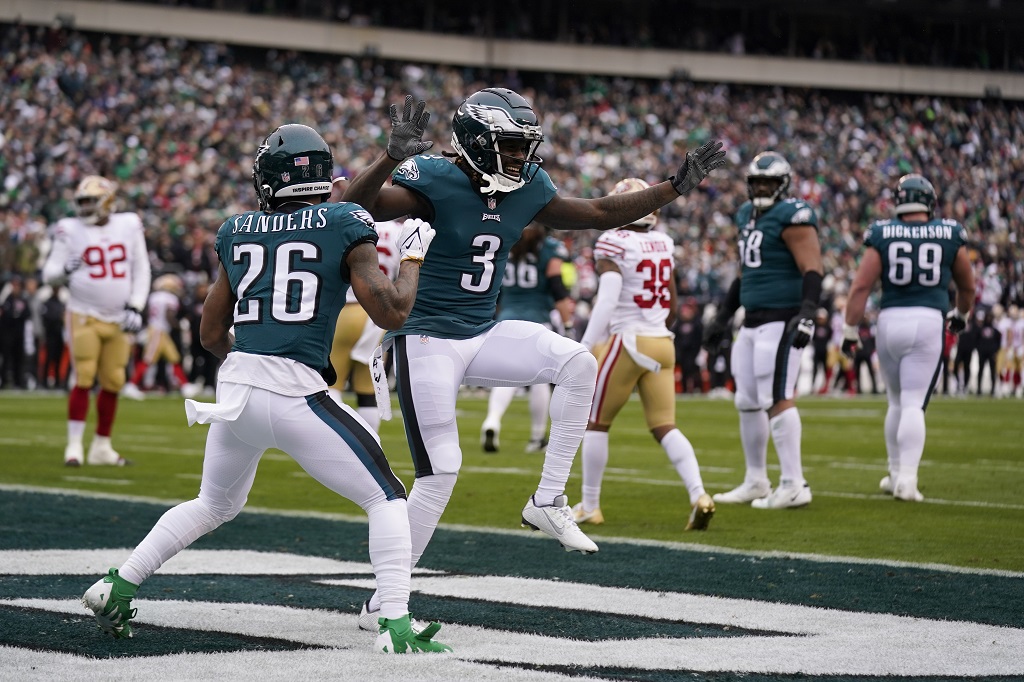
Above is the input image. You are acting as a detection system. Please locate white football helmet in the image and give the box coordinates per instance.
[74,175,118,225]
[746,151,791,209]
[609,177,657,229]
[153,273,185,298]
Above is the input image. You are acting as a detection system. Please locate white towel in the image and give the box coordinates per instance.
[371,341,393,421]
[184,382,252,426]
[621,332,662,374]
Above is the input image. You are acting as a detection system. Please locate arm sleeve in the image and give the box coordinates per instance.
[128,222,152,311]
[580,270,623,351]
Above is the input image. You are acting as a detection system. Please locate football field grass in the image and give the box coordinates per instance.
[1,391,1022,572]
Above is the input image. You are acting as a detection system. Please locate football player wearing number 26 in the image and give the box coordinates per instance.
[343,91,725,627]
[82,124,452,653]
[843,174,975,503]
[703,152,823,510]
[42,176,151,467]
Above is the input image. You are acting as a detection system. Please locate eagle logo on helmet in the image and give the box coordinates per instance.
[745,151,792,209]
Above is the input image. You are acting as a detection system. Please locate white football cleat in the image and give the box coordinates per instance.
[522,495,598,554]
[121,383,146,401]
[879,475,894,494]
[712,479,771,504]
[87,436,129,466]
[751,481,812,509]
[893,476,924,502]
[64,441,84,467]
[357,598,427,634]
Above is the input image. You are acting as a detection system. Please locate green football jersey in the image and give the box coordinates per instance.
[498,236,569,324]
[735,198,818,311]
[864,217,967,311]
[214,202,377,372]
[388,154,559,339]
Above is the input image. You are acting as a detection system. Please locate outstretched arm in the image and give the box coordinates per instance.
[347,242,422,331]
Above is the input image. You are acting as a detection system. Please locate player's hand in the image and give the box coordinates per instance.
[701,316,731,351]
[670,139,726,195]
[786,303,817,349]
[946,309,969,335]
[120,305,145,333]
[386,95,433,161]
[841,323,859,359]
[64,254,83,275]
[398,218,435,264]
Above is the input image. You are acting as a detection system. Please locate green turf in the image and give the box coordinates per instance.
[1,391,1021,571]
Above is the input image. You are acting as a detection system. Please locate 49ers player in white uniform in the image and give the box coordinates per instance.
[124,274,192,398]
[328,219,402,433]
[42,176,151,466]
[573,178,714,531]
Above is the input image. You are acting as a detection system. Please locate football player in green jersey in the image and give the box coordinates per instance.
[842,174,975,502]
[344,91,725,628]
[481,222,574,454]
[703,151,823,510]
[82,124,452,653]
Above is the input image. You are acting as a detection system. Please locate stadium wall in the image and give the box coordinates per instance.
[3,0,1024,99]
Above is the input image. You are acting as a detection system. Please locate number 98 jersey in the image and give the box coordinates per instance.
[593,229,675,337]
[215,202,377,372]
[735,198,818,312]
[864,217,967,311]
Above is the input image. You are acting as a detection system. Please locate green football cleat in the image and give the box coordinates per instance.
[375,614,452,653]
[82,568,138,639]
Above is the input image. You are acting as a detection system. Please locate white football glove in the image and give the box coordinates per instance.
[64,254,83,275]
[121,306,145,333]
[398,218,435,265]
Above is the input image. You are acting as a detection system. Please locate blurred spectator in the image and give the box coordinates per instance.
[0,276,30,388]
[854,318,878,394]
[952,311,982,395]
[976,310,1002,396]
[810,308,830,393]
[672,298,704,394]
[41,285,68,389]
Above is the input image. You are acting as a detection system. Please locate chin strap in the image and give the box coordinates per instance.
[478,172,525,196]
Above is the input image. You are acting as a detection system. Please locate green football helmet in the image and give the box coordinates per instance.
[451,88,544,194]
[894,173,936,218]
[252,124,333,211]
[746,151,792,209]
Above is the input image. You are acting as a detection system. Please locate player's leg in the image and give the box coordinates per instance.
[480,386,515,452]
[890,310,944,501]
[464,320,598,553]
[349,360,381,434]
[715,326,771,503]
[638,337,714,529]
[526,383,551,450]
[65,315,100,466]
[88,323,132,466]
[328,302,365,405]
[86,390,267,638]
[752,322,811,510]
[875,313,903,492]
[127,326,160,390]
[576,334,642,522]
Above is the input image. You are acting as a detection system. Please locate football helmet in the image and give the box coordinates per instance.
[252,124,333,212]
[894,173,936,218]
[451,88,544,194]
[746,151,791,209]
[74,176,118,225]
[609,177,657,229]
[153,273,185,297]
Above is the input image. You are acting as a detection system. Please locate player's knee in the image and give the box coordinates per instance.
[734,392,760,411]
[75,362,98,389]
[422,442,463,475]
[556,349,597,392]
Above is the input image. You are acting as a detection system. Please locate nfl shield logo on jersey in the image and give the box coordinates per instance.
[420,335,430,344]
[281,172,290,182]
[487,197,497,210]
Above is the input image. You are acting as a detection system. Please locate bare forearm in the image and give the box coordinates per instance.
[342,153,399,216]
[844,286,869,326]
[539,183,678,231]
[361,261,421,330]
[202,326,234,360]
[956,285,976,315]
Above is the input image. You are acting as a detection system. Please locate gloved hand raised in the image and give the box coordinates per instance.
[386,95,434,161]
[670,139,727,195]
[398,218,436,265]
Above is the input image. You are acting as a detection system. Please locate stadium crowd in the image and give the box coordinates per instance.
[1,24,1023,396]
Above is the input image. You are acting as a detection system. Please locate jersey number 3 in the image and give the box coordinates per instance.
[634,258,672,309]
[232,242,322,324]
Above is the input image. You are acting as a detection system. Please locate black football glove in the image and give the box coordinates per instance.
[120,305,145,333]
[946,309,969,335]
[841,324,859,359]
[386,95,434,161]
[670,139,727,195]
[786,302,817,349]
[701,316,731,351]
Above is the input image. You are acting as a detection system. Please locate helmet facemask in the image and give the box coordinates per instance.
[745,152,792,209]
[74,176,117,225]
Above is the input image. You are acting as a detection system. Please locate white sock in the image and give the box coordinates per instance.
[534,352,597,506]
[580,430,608,511]
[356,406,380,434]
[483,386,516,431]
[884,403,901,478]
[366,498,411,620]
[896,404,926,480]
[769,408,804,485]
[528,384,551,441]
[68,420,85,443]
[660,428,705,504]
[738,410,770,483]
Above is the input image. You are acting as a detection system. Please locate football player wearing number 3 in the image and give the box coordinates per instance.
[42,176,151,467]
[82,124,452,653]
[703,152,823,510]
[843,174,975,502]
[344,90,725,627]
[573,178,715,532]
